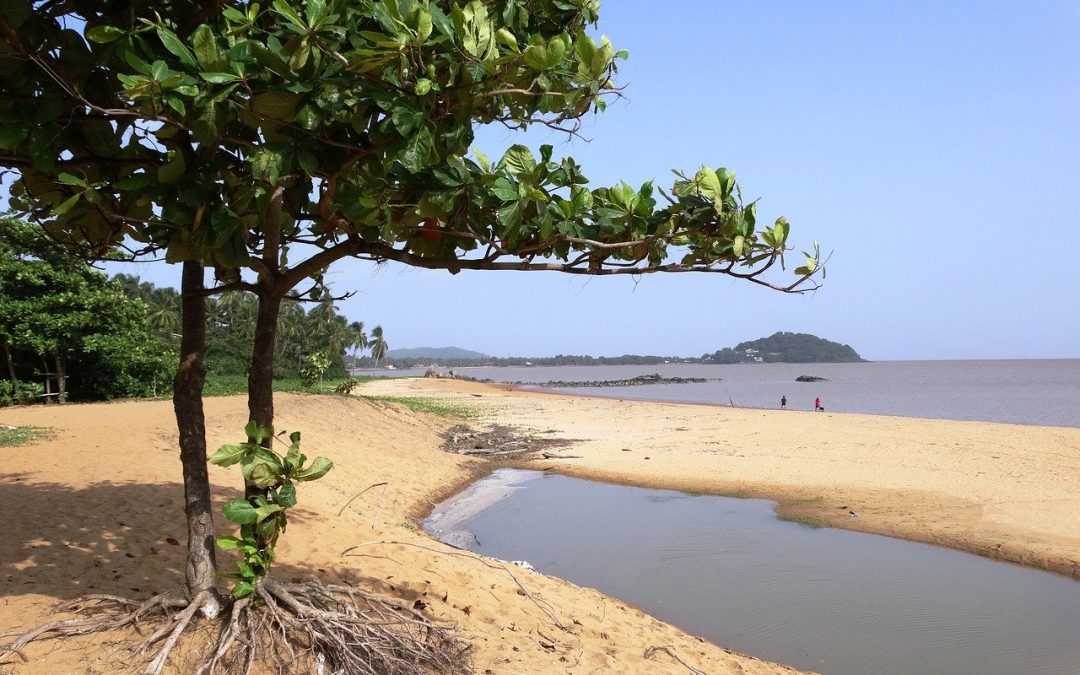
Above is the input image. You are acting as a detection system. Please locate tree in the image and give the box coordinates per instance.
[0,218,173,403]
[369,325,389,369]
[1,1,821,669]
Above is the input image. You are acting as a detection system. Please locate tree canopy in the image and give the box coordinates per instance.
[1,0,819,290]
[0,218,173,403]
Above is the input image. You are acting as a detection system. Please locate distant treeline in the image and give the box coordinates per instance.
[381,354,686,369]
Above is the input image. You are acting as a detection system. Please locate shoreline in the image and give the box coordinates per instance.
[510,382,1080,430]
[366,377,1080,581]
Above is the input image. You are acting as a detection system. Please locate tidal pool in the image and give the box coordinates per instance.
[424,469,1080,675]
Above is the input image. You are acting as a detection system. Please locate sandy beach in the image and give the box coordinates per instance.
[2,378,1079,673]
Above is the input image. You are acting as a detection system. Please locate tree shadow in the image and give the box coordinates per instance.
[0,476,340,603]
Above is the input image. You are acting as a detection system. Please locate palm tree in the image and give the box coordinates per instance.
[369,325,388,369]
[146,288,180,336]
[346,321,367,367]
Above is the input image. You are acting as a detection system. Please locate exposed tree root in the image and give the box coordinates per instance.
[0,578,472,675]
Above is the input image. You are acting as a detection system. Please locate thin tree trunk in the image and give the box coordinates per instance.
[42,355,51,402]
[246,289,282,502]
[173,260,223,618]
[2,338,16,397]
[54,354,66,403]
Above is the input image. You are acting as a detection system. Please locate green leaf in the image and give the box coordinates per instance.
[273,0,307,29]
[216,536,243,550]
[500,145,536,176]
[495,28,519,53]
[414,78,432,95]
[245,421,273,443]
[249,462,280,487]
[472,147,491,172]
[231,581,255,598]
[201,72,241,83]
[251,91,301,120]
[276,483,297,508]
[490,177,518,202]
[53,194,80,216]
[192,25,226,71]
[57,172,87,187]
[222,498,258,524]
[294,456,333,482]
[416,10,433,43]
[86,25,125,44]
[399,127,433,172]
[733,235,746,257]
[209,443,251,467]
[254,503,282,522]
[695,166,724,212]
[156,27,198,69]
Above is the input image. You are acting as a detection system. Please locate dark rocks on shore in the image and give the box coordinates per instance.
[537,373,711,388]
[795,375,828,382]
[456,373,714,388]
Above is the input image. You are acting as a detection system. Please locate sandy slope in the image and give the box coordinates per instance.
[0,392,798,674]
[361,377,1080,581]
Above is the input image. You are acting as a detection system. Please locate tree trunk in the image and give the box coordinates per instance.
[2,337,16,397]
[42,355,51,402]
[54,353,66,403]
[246,289,282,500]
[173,260,223,619]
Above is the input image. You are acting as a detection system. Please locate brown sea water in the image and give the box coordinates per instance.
[359,359,1080,427]
[425,469,1080,675]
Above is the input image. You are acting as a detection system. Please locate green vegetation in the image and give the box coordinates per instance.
[209,422,333,598]
[0,219,174,404]
[0,425,47,447]
[115,276,381,381]
[703,332,864,364]
[202,375,379,398]
[362,395,481,419]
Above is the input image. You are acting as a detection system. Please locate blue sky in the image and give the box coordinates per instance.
[103,2,1079,359]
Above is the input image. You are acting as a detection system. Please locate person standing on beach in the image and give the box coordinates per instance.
[814,397,822,412]
[781,395,787,410]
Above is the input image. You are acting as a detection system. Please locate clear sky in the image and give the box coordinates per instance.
[98,2,1080,360]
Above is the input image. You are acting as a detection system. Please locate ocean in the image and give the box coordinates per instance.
[359,360,1080,428]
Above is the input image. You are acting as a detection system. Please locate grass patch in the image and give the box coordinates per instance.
[362,395,480,419]
[0,425,47,447]
[203,375,381,398]
[776,511,826,529]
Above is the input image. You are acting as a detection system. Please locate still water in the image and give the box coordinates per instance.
[359,360,1080,427]
[425,469,1080,675]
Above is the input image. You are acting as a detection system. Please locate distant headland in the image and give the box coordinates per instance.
[366,332,864,369]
